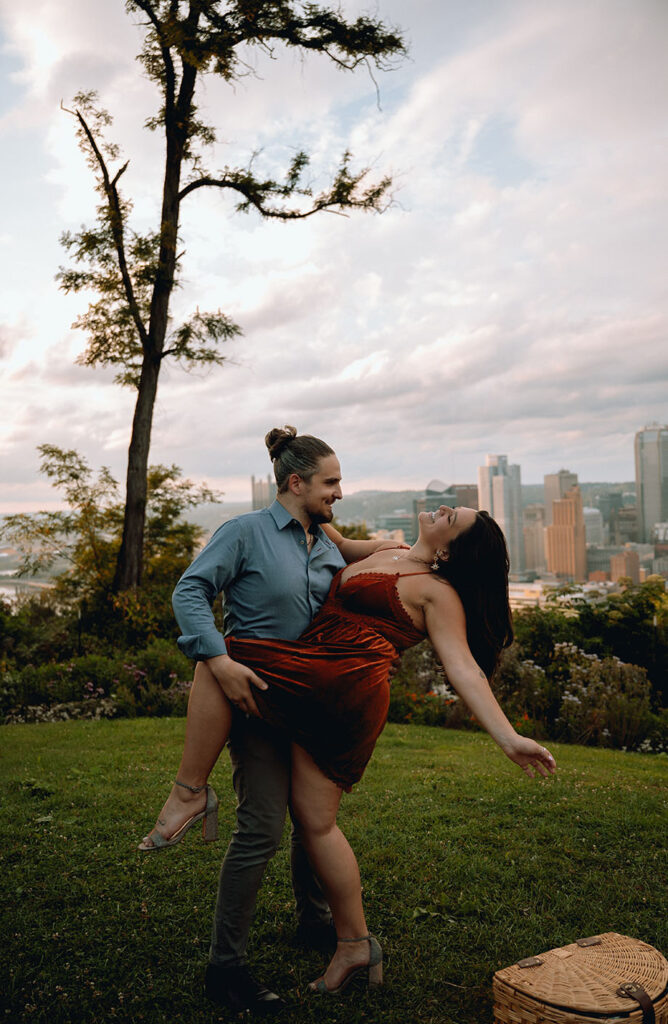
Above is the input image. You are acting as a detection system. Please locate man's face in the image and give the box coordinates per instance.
[299,454,343,523]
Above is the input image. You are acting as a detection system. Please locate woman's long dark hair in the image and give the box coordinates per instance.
[435,510,513,679]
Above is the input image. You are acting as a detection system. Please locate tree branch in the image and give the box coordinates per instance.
[174,0,202,121]
[178,169,390,218]
[130,0,178,115]
[211,5,405,71]
[111,160,130,188]
[62,102,149,351]
[178,174,316,216]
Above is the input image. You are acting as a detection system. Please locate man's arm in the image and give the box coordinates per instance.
[321,522,408,563]
[172,519,243,660]
[172,519,267,715]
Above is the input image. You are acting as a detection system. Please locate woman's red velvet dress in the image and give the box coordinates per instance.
[226,569,428,791]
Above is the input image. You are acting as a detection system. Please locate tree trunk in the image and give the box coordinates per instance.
[113,152,184,590]
[113,59,196,590]
[112,354,161,590]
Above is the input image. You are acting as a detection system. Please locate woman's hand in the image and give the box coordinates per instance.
[500,736,556,779]
[374,541,410,552]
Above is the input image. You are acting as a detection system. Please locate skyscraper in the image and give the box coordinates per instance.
[543,469,579,526]
[597,492,623,529]
[583,507,604,546]
[610,550,640,585]
[635,424,668,542]
[251,474,277,510]
[478,455,524,572]
[523,503,546,573]
[545,485,587,581]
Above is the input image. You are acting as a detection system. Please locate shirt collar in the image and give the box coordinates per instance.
[268,499,329,544]
[268,499,295,530]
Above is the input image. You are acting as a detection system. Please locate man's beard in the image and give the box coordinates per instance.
[309,507,334,524]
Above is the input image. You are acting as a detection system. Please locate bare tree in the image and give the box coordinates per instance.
[58,0,405,591]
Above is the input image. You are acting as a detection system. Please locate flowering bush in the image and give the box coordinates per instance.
[388,641,474,729]
[3,611,666,753]
[388,638,666,753]
[550,642,657,750]
[111,675,192,718]
[387,685,472,729]
[1,639,193,721]
[5,697,119,724]
[493,646,554,736]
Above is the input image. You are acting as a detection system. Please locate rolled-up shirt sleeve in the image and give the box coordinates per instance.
[172,519,245,660]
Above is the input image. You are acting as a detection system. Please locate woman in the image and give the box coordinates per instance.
[139,503,556,995]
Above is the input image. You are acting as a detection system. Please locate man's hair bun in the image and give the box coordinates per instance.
[263,426,334,493]
[265,425,298,461]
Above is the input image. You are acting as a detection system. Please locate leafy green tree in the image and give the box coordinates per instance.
[582,577,668,705]
[331,518,370,540]
[511,605,577,666]
[58,1,405,591]
[512,578,668,706]
[0,445,219,649]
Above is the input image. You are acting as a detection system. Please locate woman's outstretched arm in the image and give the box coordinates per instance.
[424,584,556,779]
[321,522,408,563]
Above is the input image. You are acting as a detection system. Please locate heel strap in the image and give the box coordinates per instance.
[337,934,370,943]
[175,780,206,793]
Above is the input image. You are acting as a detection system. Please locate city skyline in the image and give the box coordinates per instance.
[635,425,668,544]
[478,454,524,571]
[1,0,667,511]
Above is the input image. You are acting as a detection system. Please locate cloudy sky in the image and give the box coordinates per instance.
[1,0,666,511]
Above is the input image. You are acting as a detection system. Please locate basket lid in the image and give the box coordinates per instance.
[494,933,668,1014]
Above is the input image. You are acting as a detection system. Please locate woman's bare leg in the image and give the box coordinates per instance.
[139,661,232,848]
[290,744,373,989]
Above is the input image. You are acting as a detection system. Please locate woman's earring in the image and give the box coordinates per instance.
[431,548,447,571]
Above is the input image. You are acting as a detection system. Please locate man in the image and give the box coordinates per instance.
[171,427,392,1014]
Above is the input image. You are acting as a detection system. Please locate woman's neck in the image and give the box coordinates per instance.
[399,542,433,566]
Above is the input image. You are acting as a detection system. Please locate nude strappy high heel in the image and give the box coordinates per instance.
[308,934,383,994]
[137,781,218,851]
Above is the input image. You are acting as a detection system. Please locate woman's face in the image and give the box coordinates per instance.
[419,505,477,551]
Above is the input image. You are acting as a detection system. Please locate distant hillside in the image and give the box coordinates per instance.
[1,478,638,558]
[171,482,639,539]
[335,491,425,525]
[187,502,252,538]
[578,482,635,507]
[184,492,426,538]
[333,481,636,524]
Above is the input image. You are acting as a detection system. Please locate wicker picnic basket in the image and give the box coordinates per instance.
[493,933,668,1024]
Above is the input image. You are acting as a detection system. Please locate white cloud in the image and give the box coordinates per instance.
[0,0,666,510]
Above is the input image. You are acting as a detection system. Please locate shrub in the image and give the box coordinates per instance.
[128,638,192,688]
[392,640,449,693]
[387,686,471,729]
[387,636,666,753]
[5,697,119,724]
[551,642,657,750]
[111,678,191,718]
[493,645,554,735]
[1,639,193,720]
[642,708,668,754]
[389,641,474,729]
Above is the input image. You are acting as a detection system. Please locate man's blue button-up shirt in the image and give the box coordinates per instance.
[172,500,346,660]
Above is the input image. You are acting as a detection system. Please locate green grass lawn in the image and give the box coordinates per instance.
[1,719,666,1024]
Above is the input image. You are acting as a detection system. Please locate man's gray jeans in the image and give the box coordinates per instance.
[209,713,331,966]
